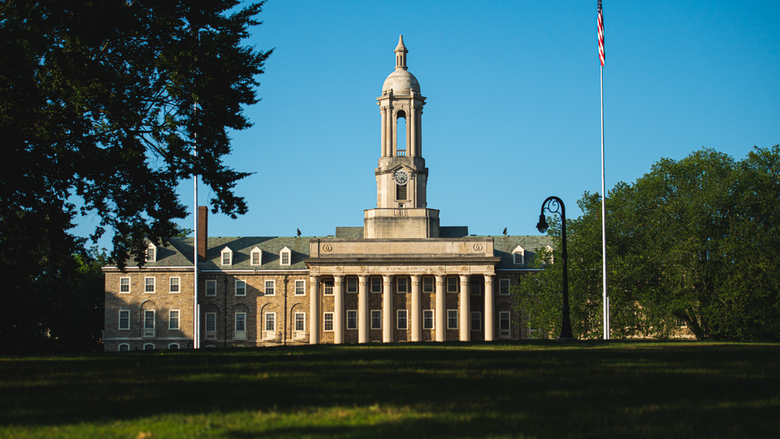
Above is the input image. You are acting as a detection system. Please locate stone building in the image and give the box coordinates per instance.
[102,36,551,351]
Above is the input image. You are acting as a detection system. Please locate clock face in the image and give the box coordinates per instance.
[394,169,409,186]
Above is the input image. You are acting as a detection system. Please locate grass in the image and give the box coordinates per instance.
[1,341,779,438]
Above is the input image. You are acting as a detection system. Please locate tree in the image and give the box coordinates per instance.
[515,146,780,341]
[0,0,271,349]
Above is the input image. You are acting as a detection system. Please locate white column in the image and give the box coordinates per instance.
[435,275,445,342]
[484,275,494,341]
[383,275,393,343]
[459,275,470,342]
[389,110,395,157]
[417,108,423,157]
[411,275,421,342]
[380,106,387,157]
[358,275,368,344]
[309,276,320,345]
[334,275,344,344]
[408,104,415,156]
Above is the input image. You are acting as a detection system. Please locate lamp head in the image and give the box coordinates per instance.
[536,214,549,234]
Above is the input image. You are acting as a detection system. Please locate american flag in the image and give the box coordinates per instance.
[598,0,605,66]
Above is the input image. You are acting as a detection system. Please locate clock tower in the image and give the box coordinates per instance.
[364,36,440,238]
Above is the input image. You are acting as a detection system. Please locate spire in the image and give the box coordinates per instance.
[394,35,408,70]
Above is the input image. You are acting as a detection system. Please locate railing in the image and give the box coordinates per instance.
[143,328,156,338]
[396,150,407,157]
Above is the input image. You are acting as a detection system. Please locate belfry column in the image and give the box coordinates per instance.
[358,275,368,343]
[409,102,417,157]
[435,275,445,342]
[380,106,387,157]
[334,275,344,344]
[411,275,421,342]
[459,275,470,342]
[309,276,320,344]
[484,275,494,341]
[383,275,393,343]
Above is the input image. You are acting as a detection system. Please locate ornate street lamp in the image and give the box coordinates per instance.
[537,196,575,340]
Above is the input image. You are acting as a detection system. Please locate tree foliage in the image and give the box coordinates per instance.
[0,0,271,350]
[514,146,780,341]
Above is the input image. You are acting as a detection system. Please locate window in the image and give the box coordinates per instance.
[447,277,458,293]
[447,310,458,329]
[235,280,246,296]
[143,310,155,338]
[371,277,382,293]
[118,343,130,352]
[396,277,408,293]
[169,310,180,330]
[512,246,525,265]
[295,280,306,295]
[146,244,156,262]
[265,312,275,331]
[280,247,291,266]
[470,279,481,295]
[500,311,511,336]
[234,313,246,340]
[323,280,333,295]
[118,310,130,330]
[347,277,357,293]
[169,277,180,293]
[144,277,155,293]
[206,280,217,297]
[323,312,334,331]
[371,310,382,330]
[295,312,305,332]
[396,183,407,200]
[471,312,481,331]
[119,277,130,293]
[221,247,232,266]
[347,310,357,330]
[168,343,180,350]
[251,247,262,265]
[499,279,510,296]
[423,277,434,293]
[143,343,155,350]
[397,309,408,330]
[205,312,217,338]
[264,280,275,296]
[423,310,434,330]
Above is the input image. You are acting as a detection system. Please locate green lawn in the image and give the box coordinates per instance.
[1,341,779,438]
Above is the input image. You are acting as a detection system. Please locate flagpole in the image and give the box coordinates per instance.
[598,0,609,340]
[600,64,609,340]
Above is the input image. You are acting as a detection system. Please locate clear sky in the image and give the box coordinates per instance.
[76,0,780,247]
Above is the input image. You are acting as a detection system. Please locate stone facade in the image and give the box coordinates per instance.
[102,36,551,351]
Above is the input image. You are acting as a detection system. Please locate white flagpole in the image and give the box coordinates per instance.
[193,116,200,350]
[600,64,609,340]
[598,0,609,340]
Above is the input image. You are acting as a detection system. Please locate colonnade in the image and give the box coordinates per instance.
[309,273,494,344]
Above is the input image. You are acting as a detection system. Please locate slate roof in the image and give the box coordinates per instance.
[141,234,552,271]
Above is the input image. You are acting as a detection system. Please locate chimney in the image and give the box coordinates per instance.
[198,206,208,262]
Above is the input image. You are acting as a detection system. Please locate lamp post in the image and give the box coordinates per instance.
[537,196,575,340]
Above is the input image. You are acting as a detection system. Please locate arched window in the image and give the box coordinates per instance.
[118,343,130,352]
[396,111,407,156]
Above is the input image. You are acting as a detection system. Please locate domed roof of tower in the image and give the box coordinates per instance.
[382,35,420,95]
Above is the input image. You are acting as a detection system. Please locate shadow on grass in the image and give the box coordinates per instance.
[1,341,779,438]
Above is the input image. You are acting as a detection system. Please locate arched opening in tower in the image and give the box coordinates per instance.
[396,110,407,156]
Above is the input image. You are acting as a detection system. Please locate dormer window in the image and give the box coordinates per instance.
[221,247,233,266]
[146,243,157,263]
[545,245,555,264]
[512,245,525,265]
[280,246,292,266]
[250,247,263,266]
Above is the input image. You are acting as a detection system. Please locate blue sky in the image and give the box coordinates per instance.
[76,0,780,246]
